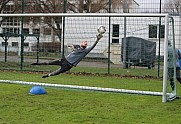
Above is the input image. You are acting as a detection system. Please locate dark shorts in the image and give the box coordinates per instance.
[59,58,73,72]
[48,58,73,76]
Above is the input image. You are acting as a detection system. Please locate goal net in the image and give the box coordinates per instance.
[0,13,175,102]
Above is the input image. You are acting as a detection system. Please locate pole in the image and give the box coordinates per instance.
[123,0,128,68]
[36,36,40,63]
[4,36,8,62]
[20,0,24,70]
[158,0,162,77]
[162,15,169,103]
[62,0,67,58]
[107,0,112,76]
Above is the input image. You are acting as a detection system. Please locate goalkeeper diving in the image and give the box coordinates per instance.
[31,33,103,78]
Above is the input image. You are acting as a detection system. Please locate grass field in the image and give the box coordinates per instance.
[1,68,181,124]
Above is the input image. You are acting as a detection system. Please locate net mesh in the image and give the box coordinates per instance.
[0,13,174,102]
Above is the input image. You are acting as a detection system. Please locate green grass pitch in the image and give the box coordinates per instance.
[0,70,181,123]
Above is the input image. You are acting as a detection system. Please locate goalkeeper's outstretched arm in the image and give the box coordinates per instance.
[96,33,103,42]
[85,33,103,53]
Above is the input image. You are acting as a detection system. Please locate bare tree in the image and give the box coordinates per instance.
[1,0,133,41]
[32,0,64,42]
[0,0,21,27]
[163,0,181,14]
[16,0,133,41]
[67,0,107,13]
[19,0,133,46]
[0,0,134,38]
[0,0,10,26]
[112,0,134,13]
[14,0,64,42]
[67,0,133,13]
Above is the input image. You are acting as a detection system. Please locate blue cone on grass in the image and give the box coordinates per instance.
[29,86,47,95]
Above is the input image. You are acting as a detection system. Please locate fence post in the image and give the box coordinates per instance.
[20,0,25,70]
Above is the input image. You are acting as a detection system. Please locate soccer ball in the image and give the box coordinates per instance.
[97,25,106,34]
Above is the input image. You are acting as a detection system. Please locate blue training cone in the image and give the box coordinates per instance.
[29,86,47,95]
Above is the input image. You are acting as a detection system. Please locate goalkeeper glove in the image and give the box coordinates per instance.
[96,33,103,41]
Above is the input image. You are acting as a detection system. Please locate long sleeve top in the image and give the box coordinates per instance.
[65,41,98,66]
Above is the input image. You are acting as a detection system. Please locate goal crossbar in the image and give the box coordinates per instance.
[0,13,169,17]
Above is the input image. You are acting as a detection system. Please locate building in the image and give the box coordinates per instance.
[64,16,181,64]
[0,0,181,65]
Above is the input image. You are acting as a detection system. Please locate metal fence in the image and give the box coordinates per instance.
[0,0,180,76]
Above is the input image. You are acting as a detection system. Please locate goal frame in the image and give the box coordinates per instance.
[0,13,170,103]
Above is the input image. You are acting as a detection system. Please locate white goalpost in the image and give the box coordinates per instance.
[0,13,172,103]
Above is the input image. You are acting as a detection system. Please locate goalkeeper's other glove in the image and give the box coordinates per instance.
[96,33,103,41]
[67,44,76,51]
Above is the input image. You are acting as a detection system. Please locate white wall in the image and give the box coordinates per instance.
[0,16,180,56]
[64,16,181,56]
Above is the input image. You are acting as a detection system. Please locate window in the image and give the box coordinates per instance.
[112,24,119,44]
[2,42,8,46]
[2,3,20,27]
[3,28,8,33]
[149,25,157,38]
[22,28,29,34]
[149,25,165,38]
[24,42,29,47]
[4,4,14,14]
[14,28,20,34]
[33,29,40,35]
[2,17,20,26]
[112,24,119,37]
[43,28,51,35]
[159,25,165,38]
[3,28,19,35]
[112,39,119,44]
[12,42,18,47]
[83,4,89,12]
